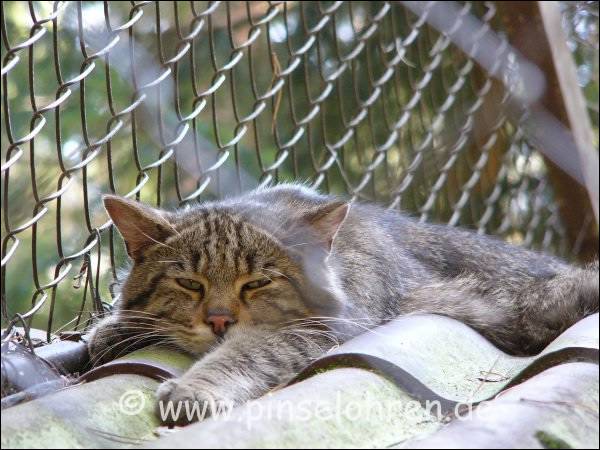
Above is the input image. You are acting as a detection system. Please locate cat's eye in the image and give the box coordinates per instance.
[242,278,272,291]
[176,278,205,294]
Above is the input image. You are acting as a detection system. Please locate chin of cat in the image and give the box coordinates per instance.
[87,183,599,425]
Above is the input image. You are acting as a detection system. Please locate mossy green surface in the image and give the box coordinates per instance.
[1,347,194,449]
[120,346,194,374]
[1,375,158,448]
[536,430,573,449]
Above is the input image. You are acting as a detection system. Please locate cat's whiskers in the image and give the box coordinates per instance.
[286,315,384,323]
[52,315,86,335]
[117,315,173,325]
[114,316,171,326]
[282,329,330,355]
[286,242,311,248]
[282,321,353,341]
[118,311,180,327]
[107,325,171,334]
[117,309,167,317]
[90,327,178,367]
[130,223,177,251]
[153,338,181,352]
[285,316,383,327]
[96,331,174,366]
[90,330,168,367]
[89,312,177,365]
[156,260,188,265]
[261,267,292,282]
[285,326,341,347]
[284,316,384,338]
[165,222,183,238]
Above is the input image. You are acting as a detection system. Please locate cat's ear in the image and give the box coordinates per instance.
[103,195,174,261]
[302,201,350,252]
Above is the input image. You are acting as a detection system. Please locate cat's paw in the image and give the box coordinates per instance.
[156,378,236,426]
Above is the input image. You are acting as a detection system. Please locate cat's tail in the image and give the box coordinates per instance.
[400,275,523,354]
[401,261,599,356]
[523,260,599,335]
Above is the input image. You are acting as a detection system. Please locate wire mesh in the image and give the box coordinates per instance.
[1,1,597,348]
[561,1,598,149]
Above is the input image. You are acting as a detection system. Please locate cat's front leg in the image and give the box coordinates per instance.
[156,326,328,425]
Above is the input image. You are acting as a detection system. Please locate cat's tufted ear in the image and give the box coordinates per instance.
[103,195,174,262]
[301,201,350,253]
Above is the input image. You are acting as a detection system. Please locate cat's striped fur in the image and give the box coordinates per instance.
[88,183,599,425]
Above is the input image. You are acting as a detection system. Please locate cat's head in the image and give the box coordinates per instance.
[102,193,349,356]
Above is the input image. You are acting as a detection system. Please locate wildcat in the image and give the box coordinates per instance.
[88,183,599,425]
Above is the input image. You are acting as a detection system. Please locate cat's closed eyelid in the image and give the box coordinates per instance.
[235,274,275,293]
[176,278,204,290]
[167,274,209,292]
[242,278,272,290]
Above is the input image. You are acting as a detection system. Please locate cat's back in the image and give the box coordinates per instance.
[242,183,334,212]
[237,183,413,238]
[242,184,418,264]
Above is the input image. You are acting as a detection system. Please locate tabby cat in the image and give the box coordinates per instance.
[88,183,599,425]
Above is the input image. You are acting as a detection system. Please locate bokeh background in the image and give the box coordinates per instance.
[1,1,598,341]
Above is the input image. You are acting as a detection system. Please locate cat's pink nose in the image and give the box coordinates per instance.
[206,314,236,336]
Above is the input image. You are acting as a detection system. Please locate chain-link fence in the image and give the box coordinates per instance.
[1,1,598,349]
[561,1,598,146]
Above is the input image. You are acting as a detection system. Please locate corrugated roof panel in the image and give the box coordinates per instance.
[1,313,598,448]
[292,313,599,403]
[400,362,599,449]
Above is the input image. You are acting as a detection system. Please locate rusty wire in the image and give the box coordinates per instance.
[0,1,597,348]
